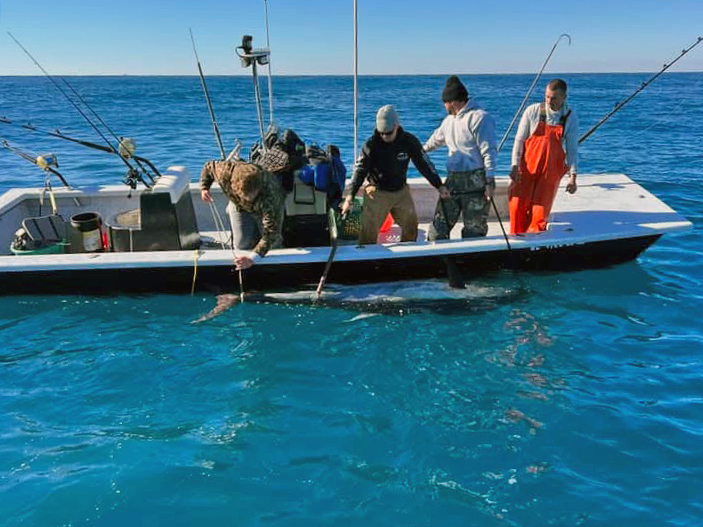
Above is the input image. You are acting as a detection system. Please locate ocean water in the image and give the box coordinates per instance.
[0,72,702,526]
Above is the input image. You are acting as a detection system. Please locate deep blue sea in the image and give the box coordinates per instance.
[0,73,702,526]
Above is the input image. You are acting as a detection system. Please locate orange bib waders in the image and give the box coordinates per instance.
[509,104,571,234]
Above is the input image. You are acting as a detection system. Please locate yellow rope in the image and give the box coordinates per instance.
[191,249,199,295]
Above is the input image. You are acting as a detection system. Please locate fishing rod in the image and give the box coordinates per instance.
[60,78,155,185]
[1,139,82,208]
[579,36,703,144]
[7,32,152,189]
[0,117,162,181]
[498,33,571,153]
[262,0,276,130]
[190,28,226,160]
[1,139,71,188]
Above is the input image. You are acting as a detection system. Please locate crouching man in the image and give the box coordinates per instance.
[200,160,284,269]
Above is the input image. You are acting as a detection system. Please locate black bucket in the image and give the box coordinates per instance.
[71,212,104,252]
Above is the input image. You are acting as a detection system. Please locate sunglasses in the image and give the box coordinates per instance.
[379,129,395,137]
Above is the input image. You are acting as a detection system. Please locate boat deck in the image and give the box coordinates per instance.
[200,173,689,251]
[0,171,692,294]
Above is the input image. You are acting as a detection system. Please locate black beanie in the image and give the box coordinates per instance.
[442,75,469,103]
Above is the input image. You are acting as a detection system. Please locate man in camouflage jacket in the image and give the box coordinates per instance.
[200,160,284,269]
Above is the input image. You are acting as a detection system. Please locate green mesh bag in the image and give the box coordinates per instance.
[334,197,363,240]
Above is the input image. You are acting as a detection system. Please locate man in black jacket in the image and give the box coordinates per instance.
[341,105,450,244]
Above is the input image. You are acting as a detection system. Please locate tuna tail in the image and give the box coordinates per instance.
[192,293,241,323]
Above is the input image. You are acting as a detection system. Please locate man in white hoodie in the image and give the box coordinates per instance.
[424,75,498,240]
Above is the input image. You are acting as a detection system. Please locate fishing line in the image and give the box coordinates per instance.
[229,211,246,303]
[190,29,245,296]
[627,71,703,140]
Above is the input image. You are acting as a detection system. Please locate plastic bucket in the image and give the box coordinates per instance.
[71,212,104,252]
[11,241,67,256]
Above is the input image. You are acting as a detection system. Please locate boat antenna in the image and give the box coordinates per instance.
[579,36,703,144]
[7,32,152,189]
[498,33,571,153]
[263,0,276,130]
[353,0,359,160]
[235,35,269,147]
[190,28,227,160]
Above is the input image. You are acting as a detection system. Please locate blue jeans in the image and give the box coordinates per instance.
[226,202,263,251]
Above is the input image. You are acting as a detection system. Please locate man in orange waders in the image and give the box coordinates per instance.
[509,79,579,234]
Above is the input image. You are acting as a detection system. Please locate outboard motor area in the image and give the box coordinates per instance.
[107,166,200,252]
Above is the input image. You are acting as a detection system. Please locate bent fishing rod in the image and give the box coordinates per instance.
[579,36,703,144]
[0,117,162,180]
[498,33,571,153]
[7,32,154,189]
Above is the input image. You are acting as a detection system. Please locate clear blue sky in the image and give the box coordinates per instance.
[0,0,701,75]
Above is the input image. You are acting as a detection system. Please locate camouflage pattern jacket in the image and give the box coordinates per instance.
[200,160,284,257]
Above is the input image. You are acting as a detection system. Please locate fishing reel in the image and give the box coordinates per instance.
[236,35,270,68]
[123,168,141,190]
[118,137,136,158]
[36,153,58,170]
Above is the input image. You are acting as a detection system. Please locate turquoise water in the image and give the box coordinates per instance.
[1,73,702,526]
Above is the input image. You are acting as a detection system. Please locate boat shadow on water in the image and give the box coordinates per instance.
[193,279,530,322]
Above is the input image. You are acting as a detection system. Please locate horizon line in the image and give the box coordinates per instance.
[1,70,702,78]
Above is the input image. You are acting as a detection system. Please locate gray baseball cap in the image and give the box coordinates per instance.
[376,105,399,133]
